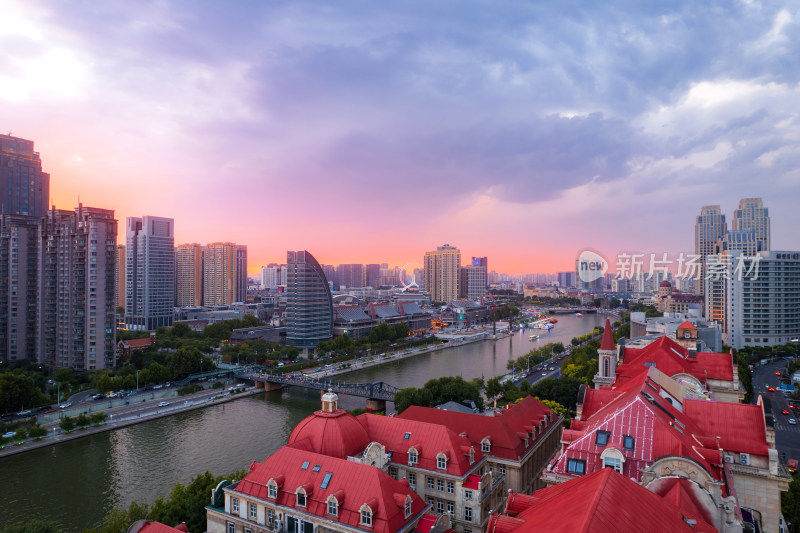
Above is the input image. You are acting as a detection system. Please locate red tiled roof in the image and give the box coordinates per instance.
[678,320,696,330]
[236,446,426,533]
[356,414,482,476]
[122,337,154,347]
[414,514,438,533]
[599,319,615,351]
[683,399,769,456]
[133,522,188,533]
[490,468,697,533]
[620,336,733,382]
[288,408,371,459]
[398,396,554,461]
[463,474,481,489]
[650,477,718,533]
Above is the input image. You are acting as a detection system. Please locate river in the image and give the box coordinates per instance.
[0,313,605,531]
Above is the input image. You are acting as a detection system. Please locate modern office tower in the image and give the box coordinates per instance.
[125,216,175,330]
[694,205,727,296]
[285,250,333,349]
[471,256,488,290]
[175,243,203,307]
[732,198,770,252]
[0,134,49,217]
[0,215,42,362]
[460,265,488,301]
[40,205,118,370]
[714,229,763,256]
[203,242,246,306]
[557,271,576,288]
[365,263,381,288]
[336,264,365,289]
[321,264,337,290]
[424,244,461,304]
[116,245,126,310]
[236,245,248,302]
[707,250,800,349]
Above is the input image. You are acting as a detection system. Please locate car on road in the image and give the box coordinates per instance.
[542,372,547,376]
[16,410,32,416]
[92,393,105,400]
[158,401,170,407]
[2,431,16,438]
[782,410,790,415]
[183,400,192,406]
[776,371,782,375]
[59,402,73,409]
[153,385,163,389]
[768,387,776,392]
[790,419,797,425]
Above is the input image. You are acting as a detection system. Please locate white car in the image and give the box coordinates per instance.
[158,401,170,407]
[59,403,72,409]
[2,431,16,438]
[789,418,797,425]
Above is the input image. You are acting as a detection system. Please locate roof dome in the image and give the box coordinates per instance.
[660,280,672,287]
[288,395,371,458]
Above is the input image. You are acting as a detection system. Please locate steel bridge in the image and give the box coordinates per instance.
[238,372,400,401]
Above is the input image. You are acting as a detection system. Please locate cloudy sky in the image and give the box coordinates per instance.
[2,0,798,274]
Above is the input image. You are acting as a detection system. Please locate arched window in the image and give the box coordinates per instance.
[408,449,418,466]
[436,453,448,470]
[296,488,307,508]
[481,439,491,453]
[603,358,610,377]
[404,496,412,518]
[268,482,277,499]
[360,505,373,526]
[327,496,338,517]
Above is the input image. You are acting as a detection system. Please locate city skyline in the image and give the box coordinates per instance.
[2,1,799,274]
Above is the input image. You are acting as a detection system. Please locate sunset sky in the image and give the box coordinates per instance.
[2,1,799,275]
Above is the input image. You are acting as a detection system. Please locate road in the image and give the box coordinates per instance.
[751,357,800,463]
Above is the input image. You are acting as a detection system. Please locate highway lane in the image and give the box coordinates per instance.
[751,357,800,464]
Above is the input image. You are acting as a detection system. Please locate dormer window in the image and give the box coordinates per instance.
[481,439,491,453]
[327,498,338,517]
[268,484,277,499]
[296,490,306,508]
[469,448,475,465]
[436,454,448,470]
[404,496,412,518]
[595,430,610,447]
[408,450,418,465]
[360,506,373,527]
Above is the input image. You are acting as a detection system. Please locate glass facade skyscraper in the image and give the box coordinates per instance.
[286,250,333,349]
[125,216,175,330]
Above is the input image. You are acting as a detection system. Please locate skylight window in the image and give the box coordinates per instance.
[313,464,321,472]
[595,430,610,447]
[404,432,411,440]
[321,473,333,489]
[301,461,310,470]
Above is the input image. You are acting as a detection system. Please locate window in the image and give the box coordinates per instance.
[268,485,277,499]
[447,502,454,516]
[465,490,472,500]
[297,491,306,507]
[595,430,610,447]
[446,481,454,493]
[227,522,235,533]
[409,451,418,465]
[437,500,444,514]
[499,465,506,475]
[603,457,622,473]
[437,456,447,470]
[361,508,373,527]
[232,498,239,512]
[408,472,416,487]
[404,432,411,440]
[328,500,338,516]
[481,441,490,453]
[427,477,435,490]
[405,498,412,518]
[268,510,275,525]
[390,467,398,480]
[567,459,586,475]
[465,507,473,522]
[245,528,252,533]
[623,435,635,451]
[427,497,434,506]
[437,479,444,491]
[249,502,257,519]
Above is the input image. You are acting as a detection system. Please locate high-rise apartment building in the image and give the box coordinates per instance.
[557,271,575,288]
[116,245,126,310]
[286,250,333,349]
[0,215,42,362]
[365,263,381,288]
[336,264,365,289]
[0,134,49,217]
[460,265,488,301]
[202,242,247,306]
[125,216,175,330]
[40,206,118,370]
[424,244,461,304]
[694,205,727,296]
[175,243,203,307]
[261,263,286,289]
[732,197,770,252]
[707,250,800,349]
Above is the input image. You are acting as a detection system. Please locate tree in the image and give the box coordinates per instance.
[28,425,47,439]
[0,435,9,448]
[0,520,61,533]
[782,473,800,533]
[395,377,484,414]
[52,367,75,384]
[75,413,91,428]
[485,377,503,400]
[91,412,108,425]
[13,427,27,442]
[171,321,192,338]
[0,373,48,413]
[59,416,76,433]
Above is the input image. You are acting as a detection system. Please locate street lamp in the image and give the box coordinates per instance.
[136,371,140,392]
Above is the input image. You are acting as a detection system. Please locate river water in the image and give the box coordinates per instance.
[0,313,604,531]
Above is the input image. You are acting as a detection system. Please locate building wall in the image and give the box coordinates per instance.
[424,245,461,304]
[695,205,727,297]
[0,134,49,218]
[117,245,126,309]
[730,467,790,533]
[286,250,334,349]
